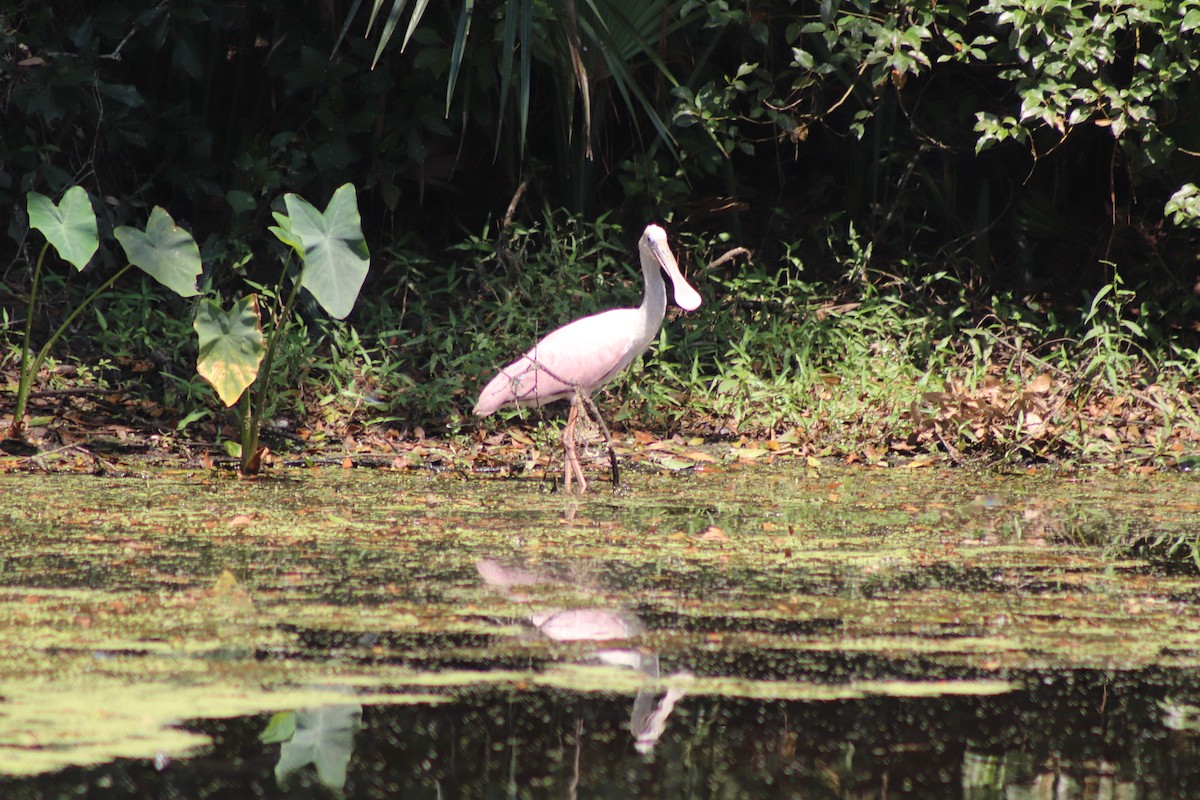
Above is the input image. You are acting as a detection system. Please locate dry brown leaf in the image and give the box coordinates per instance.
[1029,373,1053,393]
[507,429,534,446]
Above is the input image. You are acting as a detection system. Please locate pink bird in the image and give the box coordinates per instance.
[474,224,702,492]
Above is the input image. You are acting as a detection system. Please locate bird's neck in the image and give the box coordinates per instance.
[637,259,667,339]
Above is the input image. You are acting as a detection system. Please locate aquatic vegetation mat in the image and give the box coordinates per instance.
[1,464,1200,785]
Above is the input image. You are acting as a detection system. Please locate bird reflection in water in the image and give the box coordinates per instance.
[475,558,689,754]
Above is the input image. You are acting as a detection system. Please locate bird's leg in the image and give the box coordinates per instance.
[521,355,592,493]
[520,355,611,492]
[562,398,587,493]
[575,387,619,490]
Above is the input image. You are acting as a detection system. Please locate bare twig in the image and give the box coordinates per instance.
[501,178,530,233]
[100,25,139,61]
[27,386,120,398]
[707,247,751,271]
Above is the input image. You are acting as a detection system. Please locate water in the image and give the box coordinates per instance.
[1,465,1199,797]
[10,673,1200,798]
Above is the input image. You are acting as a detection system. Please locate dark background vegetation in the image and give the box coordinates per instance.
[3,0,1200,457]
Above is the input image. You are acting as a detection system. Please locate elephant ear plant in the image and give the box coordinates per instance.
[5,187,202,444]
[194,183,371,475]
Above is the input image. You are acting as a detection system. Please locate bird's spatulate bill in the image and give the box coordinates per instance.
[668,269,702,311]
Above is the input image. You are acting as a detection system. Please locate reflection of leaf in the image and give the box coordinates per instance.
[195,296,266,406]
[27,187,98,271]
[274,704,363,792]
[260,711,297,744]
[114,207,202,297]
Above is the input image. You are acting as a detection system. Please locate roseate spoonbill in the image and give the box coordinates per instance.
[473,224,702,492]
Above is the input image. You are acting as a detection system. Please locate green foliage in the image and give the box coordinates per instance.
[1166,184,1200,229]
[5,1,1200,467]
[7,187,201,442]
[363,212,1196,466]
[1078,269,1148,388]
[6,0,1200,307]
[195,183,371,473]
[276,185,372,320]
[113,208,203,298]
[342,0,759,216]
[972,0,1193,163]
[756,0,1198,164]
[26,188,98,271]
[641,0,1200,306]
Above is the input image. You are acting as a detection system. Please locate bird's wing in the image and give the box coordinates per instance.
[473,310,639,415]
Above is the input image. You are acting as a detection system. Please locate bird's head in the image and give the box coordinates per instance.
[641,224,701,311]
[643,224,669,247]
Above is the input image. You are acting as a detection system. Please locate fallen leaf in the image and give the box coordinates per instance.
[656,456,695,471]
[507,429,534,446]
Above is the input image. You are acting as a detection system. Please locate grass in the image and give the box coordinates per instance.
[3,208,1200,466]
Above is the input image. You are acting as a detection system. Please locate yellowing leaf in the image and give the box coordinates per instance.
[195,296,266,407]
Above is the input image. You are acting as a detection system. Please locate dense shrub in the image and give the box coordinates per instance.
[2,0,1199,331]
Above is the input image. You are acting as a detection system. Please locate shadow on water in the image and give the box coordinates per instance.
[3,465,1200,796]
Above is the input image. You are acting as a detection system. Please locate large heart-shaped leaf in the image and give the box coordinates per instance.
[27,187,99,271]
[195,296,266,407]
[284,183,370,320]
[114,207,202,297]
